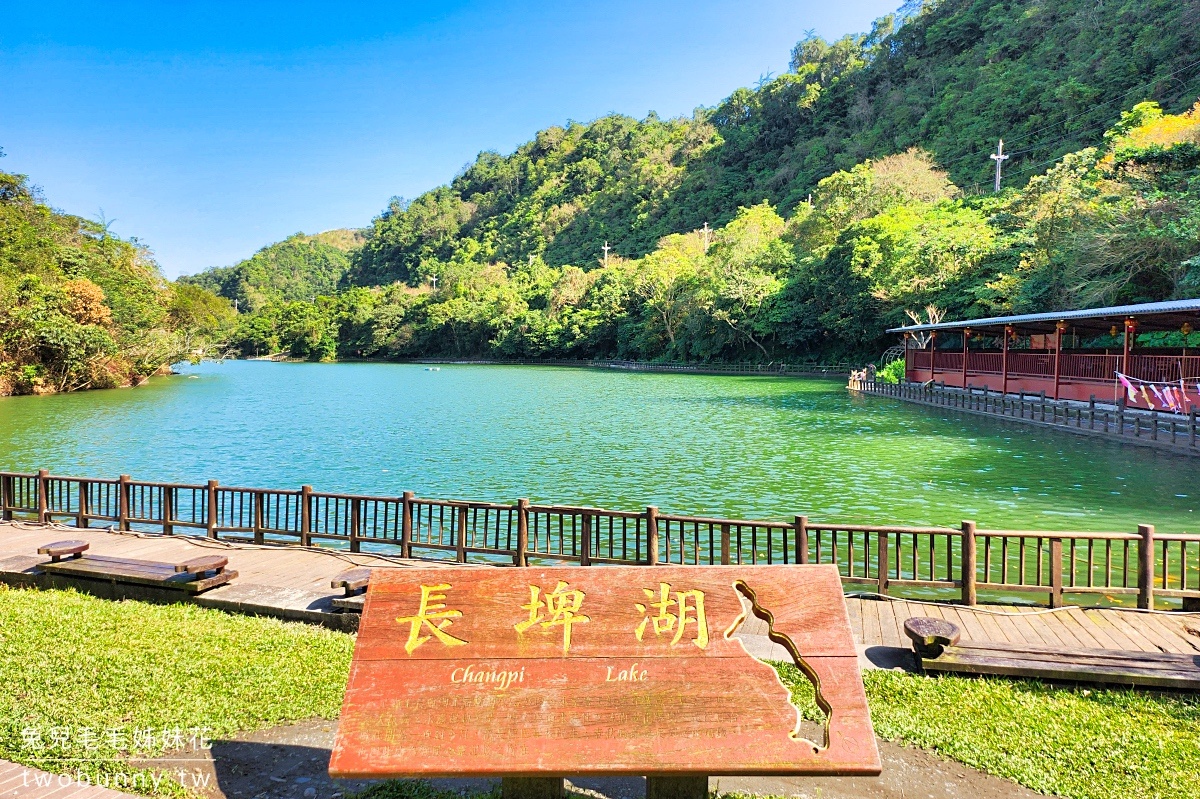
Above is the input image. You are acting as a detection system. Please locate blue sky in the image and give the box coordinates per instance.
[1,1,899,278]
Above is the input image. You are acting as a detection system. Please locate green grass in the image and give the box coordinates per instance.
[0,585,354,796]
[775,662,1200,799]
[3,586,1199,799]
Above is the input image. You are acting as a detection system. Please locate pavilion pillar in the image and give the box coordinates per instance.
[1052,322,1064,400]
[961,328,970,388]
[1121,318,1133,377]
[1001,325,1011,395]
[930,331,937,380]
[903,333,911,379]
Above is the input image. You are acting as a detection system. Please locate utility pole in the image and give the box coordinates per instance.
[701,223,711,253]
[601,241,611,268]
[430,276,438,290]
[990,139,1009,193]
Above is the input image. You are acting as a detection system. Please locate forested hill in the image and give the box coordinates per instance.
[0,160,234,395]
[347,0,1200,284]
[186,0,1200,364]
[181,229,364,312]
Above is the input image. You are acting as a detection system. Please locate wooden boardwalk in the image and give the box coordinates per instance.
[0,522,455,629]
[1,523,1198,655]
[0,759,139,798]
[845,595,1200,656]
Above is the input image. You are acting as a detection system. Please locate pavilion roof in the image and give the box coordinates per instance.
[887,299,1200,336]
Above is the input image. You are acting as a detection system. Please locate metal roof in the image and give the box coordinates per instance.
[886,299,1200,335]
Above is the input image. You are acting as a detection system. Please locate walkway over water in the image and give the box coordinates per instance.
[2,524,1196,658]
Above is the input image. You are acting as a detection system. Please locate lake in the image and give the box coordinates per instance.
[0,360,1196,533]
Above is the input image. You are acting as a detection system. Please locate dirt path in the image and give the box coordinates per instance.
[140,719,1057,799]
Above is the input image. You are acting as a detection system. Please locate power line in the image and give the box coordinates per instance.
[1003,56,1200,153]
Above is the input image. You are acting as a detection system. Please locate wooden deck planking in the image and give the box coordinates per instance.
[876,596,902,648]
[942,605,987,644]
[859,592,883,648]
[968,607,1012,644]
[1065,608,1123,650]
[1080,608,1144,651]
[1134,613,1199,653]
[1056,608,1107,649]
[986,607,1033,645]
[1142,614,1200,653]
[845,594,865,643]
[1103,610,1171,653]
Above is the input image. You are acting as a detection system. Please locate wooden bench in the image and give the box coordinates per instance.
[904,616,1200,691]
[36,540,237,594]
[330,566,371,612]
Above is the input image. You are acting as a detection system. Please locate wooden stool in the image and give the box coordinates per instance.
[903,616,961,659]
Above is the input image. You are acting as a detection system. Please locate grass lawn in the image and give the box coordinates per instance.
[0,585,354,796]
[1,586,1198,799]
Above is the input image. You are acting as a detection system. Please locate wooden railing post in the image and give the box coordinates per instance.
[580,512,592,566]
[37,469,50,524]
[1138,524,1155,610]
[1191,408,1197,448]
[456,505,468,563]
[646,506,660,566]
[1,473,11,521]
[253,491,265,544]
[77,480,89,528]
[795,515,808,564]
[206,480,219,538]
[117,474,130,531]
[720,524,731,566]
[162,485,174,535]
[1049,538,1064,608]
[349,498,362,553]
[961,520,977,606]
[515,498,529,566]
[300,485,313,546]
[876,531,890,595]
[399,490,413,557]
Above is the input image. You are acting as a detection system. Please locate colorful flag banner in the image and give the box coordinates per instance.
[1116,371,1200,414]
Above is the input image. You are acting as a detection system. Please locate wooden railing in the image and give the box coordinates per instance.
[3,469,1198,610]
[410,358,854,376]
[906,349,1200,383]
[856,379,1200,451]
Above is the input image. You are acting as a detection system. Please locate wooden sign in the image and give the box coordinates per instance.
[329,565,879,778]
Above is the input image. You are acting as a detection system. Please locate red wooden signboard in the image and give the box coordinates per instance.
[329,565,879,778]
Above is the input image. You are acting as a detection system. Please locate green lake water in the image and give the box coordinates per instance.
[0,360,1196,533]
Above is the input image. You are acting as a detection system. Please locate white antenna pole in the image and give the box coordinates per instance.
[990,139,1009,192]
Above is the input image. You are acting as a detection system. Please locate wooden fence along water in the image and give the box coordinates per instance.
[3,470,1198,610]
[411,358,853,376]
[853,378,1200,454]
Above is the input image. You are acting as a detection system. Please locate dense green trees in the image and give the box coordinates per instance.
[210,97,1200,365]
[181,229,363,312]
[322,0,1200,290]
[0,166,233,395]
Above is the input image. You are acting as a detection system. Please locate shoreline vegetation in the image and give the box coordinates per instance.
[7,0,1200,397]
[0,164,234,398]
